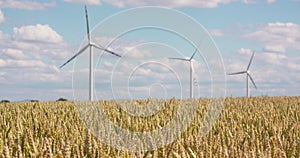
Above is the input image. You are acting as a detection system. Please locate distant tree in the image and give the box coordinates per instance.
[56,98,68,102]
[30,100,39,102]
[0,100,10,103]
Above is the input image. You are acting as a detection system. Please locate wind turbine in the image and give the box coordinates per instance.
[169,49,197,98]
[228,51,257,97]
[60,5,121,101]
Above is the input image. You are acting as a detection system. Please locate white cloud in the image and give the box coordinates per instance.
[263,45,285,53]
[225,48,300,96]
[226,47,300,97]
[0,52,63,91]
[0,53,64,84]
[64,0,278,8]
[0,31,3,43]
[209,29,223,37]
[105,0,236,8]
[244,22,300,52]
[259,52,286,65]
[237,48,253,55]
[122,46,152,59]
[4,59,47,68]
[0,58,5,67]
[90,51,209,99]
[0,0,55,10]
[286,60,300,71]
[234,48,287,68]
[267,0,276,4]
[0,22,74,101]
[0,9,4,24]
[232,23,300,96]
[13,24,63,44]
[243,0,257,4]
[64,0,264,8]
[7,24,72,61]
[2,48,28,60]
[64,0,102,5]
[243,0,276,4]
[0,49,49,69]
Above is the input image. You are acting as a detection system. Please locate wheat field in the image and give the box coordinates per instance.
[0,96,299,157]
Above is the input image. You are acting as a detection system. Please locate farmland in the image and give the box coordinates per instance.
[0,97,299,157]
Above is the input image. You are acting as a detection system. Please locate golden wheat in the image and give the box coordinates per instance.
[0,97,299,157]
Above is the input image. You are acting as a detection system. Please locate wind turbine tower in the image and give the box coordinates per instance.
[169,49,197,98]
[228,51,257,97]
[60,5,121,101]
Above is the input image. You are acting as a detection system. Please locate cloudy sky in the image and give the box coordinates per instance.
[0,0,299,101]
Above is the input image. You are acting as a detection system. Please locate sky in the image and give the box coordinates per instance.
[0,0,299,101]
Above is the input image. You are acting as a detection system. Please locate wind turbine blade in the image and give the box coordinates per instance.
[227,71,247,75]
[248,74,257,89]
[247,51,255,70]
[60,45,89,68]
[169,57,189,61]
[190,49,197,60]
[92,44,122,57]
[85,5,91,43]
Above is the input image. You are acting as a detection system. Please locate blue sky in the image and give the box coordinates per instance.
[0,0,299,101]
